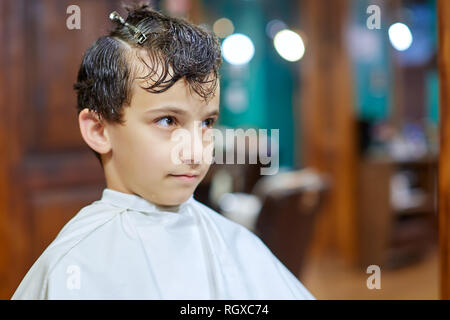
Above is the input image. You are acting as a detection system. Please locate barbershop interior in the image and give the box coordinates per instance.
[1,0,448,299]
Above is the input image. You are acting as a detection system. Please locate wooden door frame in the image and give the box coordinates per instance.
[438,0,450,300]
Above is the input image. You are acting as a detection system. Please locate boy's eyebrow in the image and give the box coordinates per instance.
[205,109,220,117]
[145,106,187,115]
[145,105,220,117]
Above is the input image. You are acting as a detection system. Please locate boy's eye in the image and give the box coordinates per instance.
[156,116,177,127]
[202,118,216,129]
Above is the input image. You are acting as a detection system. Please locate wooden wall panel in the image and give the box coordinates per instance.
[0,0,130,299]
[298,0,358,264]
[438,0,450,300]
[25,0,120,150]
[0,0,32,299]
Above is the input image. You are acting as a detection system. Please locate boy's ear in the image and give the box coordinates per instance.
[78,108,111,155]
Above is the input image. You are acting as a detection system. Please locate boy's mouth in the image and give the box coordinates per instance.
[169,172,200,182]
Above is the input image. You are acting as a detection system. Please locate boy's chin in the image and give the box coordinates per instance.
[158,192,193,207]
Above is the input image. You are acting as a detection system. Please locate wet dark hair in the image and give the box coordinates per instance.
[73,2,222,166]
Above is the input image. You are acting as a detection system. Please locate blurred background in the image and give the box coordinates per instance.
[0,0,441,299]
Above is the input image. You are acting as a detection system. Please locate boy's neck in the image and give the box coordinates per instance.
[155,204,181,213]
[104,181,182,213]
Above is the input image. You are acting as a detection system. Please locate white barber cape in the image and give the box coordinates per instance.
[12,188,315,300]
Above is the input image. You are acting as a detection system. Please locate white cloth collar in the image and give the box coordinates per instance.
[99,188,194,215]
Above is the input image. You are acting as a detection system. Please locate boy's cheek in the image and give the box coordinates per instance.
[198,163,212,182]
[139,144,170,164]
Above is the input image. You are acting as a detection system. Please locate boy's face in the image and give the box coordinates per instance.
[103,74,220,208]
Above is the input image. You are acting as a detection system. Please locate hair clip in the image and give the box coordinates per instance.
[109,11,148,45]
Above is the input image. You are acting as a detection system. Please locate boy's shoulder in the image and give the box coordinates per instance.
[190,198,272,254]
[190,198,316,300]
[192,198,254,234]
[45,200,122,256]
[12,200,122,299]
[29,198,256,276]
[13,196,315,300]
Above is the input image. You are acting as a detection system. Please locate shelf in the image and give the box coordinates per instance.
[357,155,437,269]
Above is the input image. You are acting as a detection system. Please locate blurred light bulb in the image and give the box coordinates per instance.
[388,22,413,51]
[266,19,287,39]
[213,17,234,38]
[273,29,305,62]
[222,33,255,65]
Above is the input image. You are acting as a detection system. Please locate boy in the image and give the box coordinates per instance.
[12,3,315,299]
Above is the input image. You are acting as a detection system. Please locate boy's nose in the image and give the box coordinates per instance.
[179,124,204,165]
